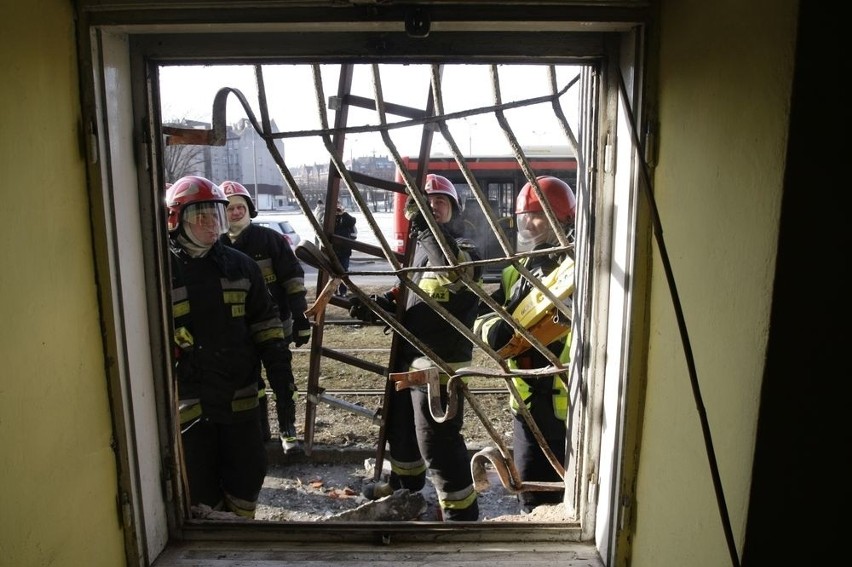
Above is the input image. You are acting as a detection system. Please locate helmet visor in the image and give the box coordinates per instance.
[516,211,548,250]
[182,202,228,239]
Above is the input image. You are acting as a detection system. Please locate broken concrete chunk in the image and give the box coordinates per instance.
[327,489,427,522]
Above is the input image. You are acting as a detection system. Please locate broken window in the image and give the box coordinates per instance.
[158,61,590,523]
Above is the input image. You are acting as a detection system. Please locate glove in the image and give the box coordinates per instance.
[504,276,530,315]
[404,196,429,232]
[373,291,397,314]
[348,296,377,323]
[292,315,311,347]
[348,293,396,323]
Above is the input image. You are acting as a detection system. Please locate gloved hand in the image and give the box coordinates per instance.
[348,296,377,322]
[505,277,532,315]
[404,196,429,232]
[292,315,311,347]
[373,291,397,314]
[348,293,396,323]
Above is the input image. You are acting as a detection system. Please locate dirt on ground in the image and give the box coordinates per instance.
[251,284,569,523]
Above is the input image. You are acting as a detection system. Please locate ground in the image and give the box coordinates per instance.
[255,457,569,523]
[250,285,569,523]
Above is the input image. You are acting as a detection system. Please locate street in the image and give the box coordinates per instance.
[271,209,399,287]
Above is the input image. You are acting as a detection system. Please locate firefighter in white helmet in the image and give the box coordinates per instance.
[474,175,576,514]
[219,180,310,455]
[166,175,292,518]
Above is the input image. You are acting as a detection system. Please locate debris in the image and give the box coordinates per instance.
[191,504,248,521]
[327,489,427,522]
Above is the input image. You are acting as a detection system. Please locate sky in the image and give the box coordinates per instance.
[159,63,582,167]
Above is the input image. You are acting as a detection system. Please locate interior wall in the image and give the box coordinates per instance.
[743,3,842,564]
[630,0,797,565]
[0,1,125,565]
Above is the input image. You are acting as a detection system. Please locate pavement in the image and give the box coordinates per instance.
[301,251,398,287]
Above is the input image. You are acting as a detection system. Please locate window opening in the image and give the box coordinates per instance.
[160,61,595,527]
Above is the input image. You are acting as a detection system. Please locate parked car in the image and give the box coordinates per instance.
[253,215,302,248]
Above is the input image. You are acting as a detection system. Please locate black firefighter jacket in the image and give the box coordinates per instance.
[220,223,308,339]
[170,241,291,424]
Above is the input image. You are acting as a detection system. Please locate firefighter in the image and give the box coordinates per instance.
[166,175,293,518]
[219,180,311,455]
[349,174,482,521]
[474,175,576,514]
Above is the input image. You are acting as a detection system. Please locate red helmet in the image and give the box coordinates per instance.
[220,180,257,218]
[516,175,576,223]
[165,175,229,233]
[424,174,460,210]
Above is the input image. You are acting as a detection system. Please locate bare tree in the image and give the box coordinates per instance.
[161,118,212,183]
[163,142,206,183]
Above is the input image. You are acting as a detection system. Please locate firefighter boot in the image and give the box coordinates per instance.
[362,480,394,500]
[277,393,302,455]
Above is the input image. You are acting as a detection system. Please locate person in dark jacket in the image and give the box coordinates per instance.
[166,175,293,518]
[474,175,575,514]
[331,202,357,297]
[348,174,481,521]
[219,180,311,455]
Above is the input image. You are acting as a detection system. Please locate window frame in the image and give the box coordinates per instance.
[76,4,650,565]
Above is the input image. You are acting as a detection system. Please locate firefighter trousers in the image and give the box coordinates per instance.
[513,391,566,511]
[181,415,268,516]
[385,383,479,521]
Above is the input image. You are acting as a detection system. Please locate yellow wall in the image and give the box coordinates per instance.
[630,0,797,565]
[0,1,125,565]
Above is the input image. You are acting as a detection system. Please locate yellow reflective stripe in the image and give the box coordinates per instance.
[231,396,259,413]
[179,402,202,424]
[233,383,259,413]
[250,318,283,335]
[282,277,306,294]
[174,327,194,349]
[439,486,478,510]
[256,259,276,284]
[388,456,427,478]
[280,315,294,337]
[417,278,450,302]
[173,300,190,318]
[509,375,569,420]
[222,290,248,304]
[179,388,259,422]
[554,381,568,420]
[254,327,285,342]
[223,491,257,518]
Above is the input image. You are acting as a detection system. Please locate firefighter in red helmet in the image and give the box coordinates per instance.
[218,180,310,454]
[166,175,292,518]
[475,175,576,514]
[349,173,482,521]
